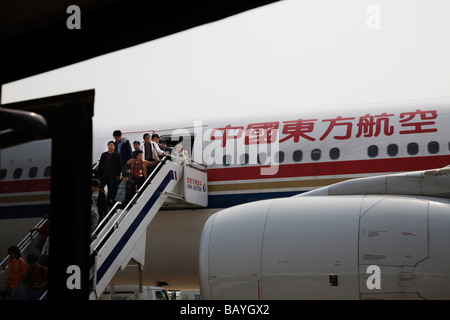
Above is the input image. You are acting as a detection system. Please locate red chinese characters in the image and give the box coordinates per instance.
[210,125,244,147]
[399,109,438,134]
[320,116,355,141]
[245,122,279,145]
[280,119,317,142]
[355,113,394,138]
[187,177,202,186]
[209,109,438,146]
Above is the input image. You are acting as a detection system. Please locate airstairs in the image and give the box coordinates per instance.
[89,158,208,299]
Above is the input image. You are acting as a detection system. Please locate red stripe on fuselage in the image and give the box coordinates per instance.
[0,179,50,194]
[207,155,450,182]
[2,155,450,192]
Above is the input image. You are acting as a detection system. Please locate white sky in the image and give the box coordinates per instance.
[2,0,450,131]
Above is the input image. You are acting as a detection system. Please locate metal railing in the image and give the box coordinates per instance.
[91,159,100,172]
[91,201,121,238]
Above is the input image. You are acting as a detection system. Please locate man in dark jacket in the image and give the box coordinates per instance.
[98,141,122,205]
[113,130,133,167]
[114,170,137,209]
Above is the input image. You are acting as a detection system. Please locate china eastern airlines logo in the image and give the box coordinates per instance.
[186,177,206,192]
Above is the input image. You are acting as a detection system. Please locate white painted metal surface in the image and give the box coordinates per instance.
[297,166,450,198]
[261,196,361,299]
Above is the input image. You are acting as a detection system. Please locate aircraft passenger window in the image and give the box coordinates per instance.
[13,168,23,179]
[275,151,285,163]
[428,141,439,154]
[0,169,6,180]
[329,148,340,160]
[407,143,419,155]
[223,155,232,166]
[293,150,303,162]
[257,153,267,165]
[28,167,38,178]
[240,153,249,165]
[367,145,378,158]
[311,149,321,161]
[387,144,398,156]
[44,166,52,177]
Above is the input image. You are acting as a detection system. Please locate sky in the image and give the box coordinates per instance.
[2,0,450,133]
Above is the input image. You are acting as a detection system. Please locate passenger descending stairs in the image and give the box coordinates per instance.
[89,159,206,299]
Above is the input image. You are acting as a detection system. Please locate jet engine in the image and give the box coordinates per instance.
[199,195,450,299]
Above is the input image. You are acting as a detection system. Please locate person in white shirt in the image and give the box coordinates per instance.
[151,133,168,160]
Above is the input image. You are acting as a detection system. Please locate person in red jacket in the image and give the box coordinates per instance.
[24,254,48,300]
[3,246,27,299]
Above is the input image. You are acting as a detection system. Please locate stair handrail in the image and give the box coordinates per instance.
[91,201,121,237]
[92,159,100,171]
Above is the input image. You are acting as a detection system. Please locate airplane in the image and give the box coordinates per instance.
[1,96,450,298]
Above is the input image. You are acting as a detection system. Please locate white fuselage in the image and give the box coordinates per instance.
[1,97,450,291]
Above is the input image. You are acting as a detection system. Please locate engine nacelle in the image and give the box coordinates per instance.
[199,195,450,299]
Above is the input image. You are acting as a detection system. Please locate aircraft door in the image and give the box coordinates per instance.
[358,196,429,300]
